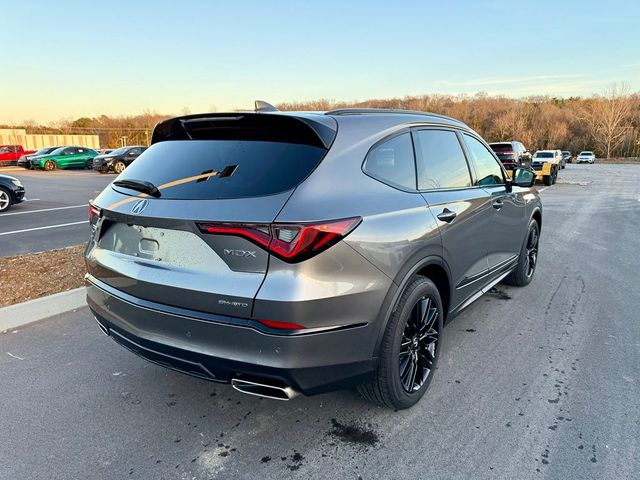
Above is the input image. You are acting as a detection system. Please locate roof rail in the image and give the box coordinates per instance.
[325,108,463,123]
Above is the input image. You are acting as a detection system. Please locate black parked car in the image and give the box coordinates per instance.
[488,141,531,170]
[562,151,572,164]
[93,146,147,174]
[0,174,25,212]
[17,146,61,169]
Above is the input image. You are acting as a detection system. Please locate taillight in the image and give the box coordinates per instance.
[198,217,361,263]
[88,201,102,225]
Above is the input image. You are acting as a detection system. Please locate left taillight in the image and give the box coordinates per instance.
[198,217,361,263]
[88,201,102,226]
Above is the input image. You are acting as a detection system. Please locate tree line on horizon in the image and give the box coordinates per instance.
[278,84,639,158]
[3,84,638,157]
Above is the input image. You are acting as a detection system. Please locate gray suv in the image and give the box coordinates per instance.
[85,106,542,409]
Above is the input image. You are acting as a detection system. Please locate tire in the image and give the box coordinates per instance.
[504,218,540,287]
[44,160,56,171]
[543,175,552,186]
[114,161,126,174]
[552,168,558,184]
[357,276,443,409]
[0,187,12,212]
[86,158,94,169]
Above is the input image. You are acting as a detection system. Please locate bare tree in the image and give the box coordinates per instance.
[580,83,633,158]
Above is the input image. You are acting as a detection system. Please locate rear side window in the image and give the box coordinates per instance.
[112,140,327,200]
[364,133,416,190]
[414,129,471,189]
[463,134,504,186]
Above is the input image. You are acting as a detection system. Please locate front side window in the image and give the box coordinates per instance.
[463,134,504,186]
[364,132,416,190]
[414,129,471,189]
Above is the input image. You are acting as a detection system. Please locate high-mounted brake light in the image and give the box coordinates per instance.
[88,201,102,224]
[198,217,361,263]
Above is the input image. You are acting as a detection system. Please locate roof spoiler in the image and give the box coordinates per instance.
[151,111,337,149]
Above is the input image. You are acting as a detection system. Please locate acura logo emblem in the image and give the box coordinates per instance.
[131,199,149,215]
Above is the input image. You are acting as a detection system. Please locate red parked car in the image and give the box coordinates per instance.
[0,145,37,166]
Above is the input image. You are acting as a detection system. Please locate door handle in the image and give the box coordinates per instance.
[492,198,504,210]
[437,208,457,223]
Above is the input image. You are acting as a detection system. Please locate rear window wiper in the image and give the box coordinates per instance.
[113,179,161,198]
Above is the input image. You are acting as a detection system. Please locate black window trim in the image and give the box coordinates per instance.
[361,127,419,193]
[460,132,508,187]
[361,122,508,193]
[410,126,475,193]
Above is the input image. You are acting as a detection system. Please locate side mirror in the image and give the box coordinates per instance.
[511,167,536,188]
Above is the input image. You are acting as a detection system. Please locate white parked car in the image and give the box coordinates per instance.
[576,151,596,164]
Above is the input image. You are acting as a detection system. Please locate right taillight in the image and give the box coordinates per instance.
[88,201,102,225]
[198,217,361,263]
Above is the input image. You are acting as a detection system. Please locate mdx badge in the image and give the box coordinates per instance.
[224,249,257,258]
[131,199,149,215]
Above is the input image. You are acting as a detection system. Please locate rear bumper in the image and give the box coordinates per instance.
[86,276,378,395]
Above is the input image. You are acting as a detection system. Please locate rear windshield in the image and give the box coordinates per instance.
[579,151,593,155]
[111,140,326,200]
[534,152,553,158]
[108,147,129,155]
[489,143,513,152]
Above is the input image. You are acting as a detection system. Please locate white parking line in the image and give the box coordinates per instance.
[0,204,87,217]
[0,221,87,236]
[23,198,40,202]
[537,187,549,193]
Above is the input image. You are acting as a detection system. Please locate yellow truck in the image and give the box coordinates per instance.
[530,150,562,186]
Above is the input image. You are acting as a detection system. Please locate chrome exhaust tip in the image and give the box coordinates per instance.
[231,378,298,401]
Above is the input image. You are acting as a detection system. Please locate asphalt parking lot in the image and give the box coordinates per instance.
[0,168,113,257]
[1,163,639,479]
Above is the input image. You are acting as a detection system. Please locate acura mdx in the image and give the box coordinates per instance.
[85,105,542,409]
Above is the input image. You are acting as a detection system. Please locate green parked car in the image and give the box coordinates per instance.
[32,146,98,171]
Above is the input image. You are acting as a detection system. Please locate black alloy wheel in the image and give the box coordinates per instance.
[504,219,540,287]
[357,276,443,409]
[399,296,439,393]
[524,224,539,278]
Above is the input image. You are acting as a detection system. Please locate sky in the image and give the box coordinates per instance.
[1,0,639,124]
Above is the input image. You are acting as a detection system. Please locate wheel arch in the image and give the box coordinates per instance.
[372,255,453,358]
[531,207,542,232]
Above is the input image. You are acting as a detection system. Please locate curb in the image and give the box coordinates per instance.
[0,287,86,332]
